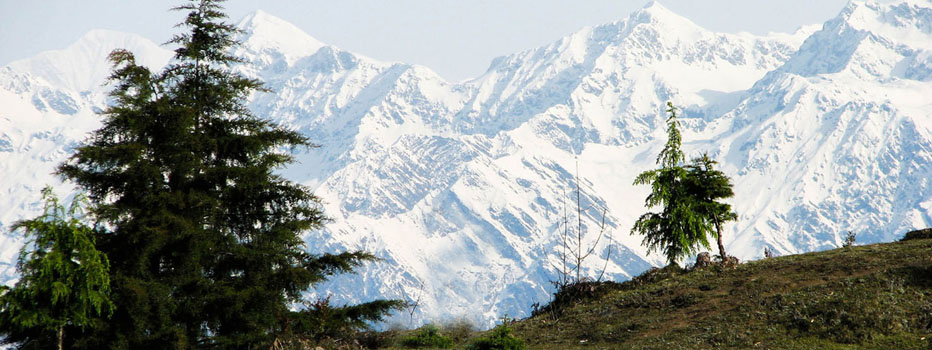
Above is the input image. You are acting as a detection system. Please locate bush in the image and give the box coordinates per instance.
[356,329,399,349]
[467,319,525,350]
[441,318,477,343]
[400,324,453,349]
[531,280,618,318]
[901,228,932,241]
[632,264,684,285]
[843,231,857,248]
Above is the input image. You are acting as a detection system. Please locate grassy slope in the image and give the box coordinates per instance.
[510,238,932,350]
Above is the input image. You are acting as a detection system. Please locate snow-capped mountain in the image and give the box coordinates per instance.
[712,0,932,254]
[2,0,930,327]
[0,30,174,282]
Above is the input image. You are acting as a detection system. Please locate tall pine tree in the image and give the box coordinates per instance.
[55,1,398,348]
[631,102,711,266]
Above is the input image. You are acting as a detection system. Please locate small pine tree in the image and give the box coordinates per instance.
[632,102,711,266]
[0,187,113,350]
[684,153,737,262]
[843,231,856,248]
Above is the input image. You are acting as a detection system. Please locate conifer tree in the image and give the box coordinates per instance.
[631,102,711,266]
[55,0,399,348]
[0,187,113,350]
[684,153,737,262]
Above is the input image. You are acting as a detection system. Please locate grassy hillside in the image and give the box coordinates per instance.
[511,237,932,349]
[369,237,931,349]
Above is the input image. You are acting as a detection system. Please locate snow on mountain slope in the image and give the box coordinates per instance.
[7,30,173,95]
[0,34,173,285]
[707,0,932,256]
[233,9,326,75]
[781,0,932,80]
[247,2,817,325]
[0,79,99,280]
[455,1,808,144]
[2,0,931,328]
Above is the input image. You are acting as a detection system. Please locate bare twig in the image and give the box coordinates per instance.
[552,161,614,285]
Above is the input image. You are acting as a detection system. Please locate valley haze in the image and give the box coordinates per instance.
[1,0,931,327]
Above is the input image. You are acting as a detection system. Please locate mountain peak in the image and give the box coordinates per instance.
[77,29,143,45]
[6,29,172,93]
[776,0,932,78]
[641,0,669,12]
[628,0,703,32]
[841,0,932,45]
[238,9,293,30]
[235,10,325,60]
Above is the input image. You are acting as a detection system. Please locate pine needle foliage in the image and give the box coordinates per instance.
[684,153,737,261]
[280,296,405,344]
[0,187,113,350]
[632,102,712,266]
[53,0,397,348]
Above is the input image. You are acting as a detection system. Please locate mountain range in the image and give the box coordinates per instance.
[1,0,930,326]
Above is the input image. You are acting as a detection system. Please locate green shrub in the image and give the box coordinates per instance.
[632,264,684,285]
[531,280,619,318]
[671,292,698,308]
[467,319,525,350]
[400,324,453,349]
[356,329,400,349]
[901,228,932,241]
[441,318,477,343]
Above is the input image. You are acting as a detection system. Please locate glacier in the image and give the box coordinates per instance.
[1,0,931,327]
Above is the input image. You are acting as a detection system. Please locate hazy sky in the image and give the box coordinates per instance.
[1,0,849,82]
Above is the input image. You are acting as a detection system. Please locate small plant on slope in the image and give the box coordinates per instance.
[400,324,454,349]
[467,317,525,350]
[552,161,613,287]
[843,230,857,248]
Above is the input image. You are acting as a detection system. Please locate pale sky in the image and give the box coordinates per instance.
[1,0,849,82]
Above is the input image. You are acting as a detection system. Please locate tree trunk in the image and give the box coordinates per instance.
[714,218,727,263]
[58,325,64,350]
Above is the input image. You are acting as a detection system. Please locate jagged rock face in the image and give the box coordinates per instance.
[1,0,931,327]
